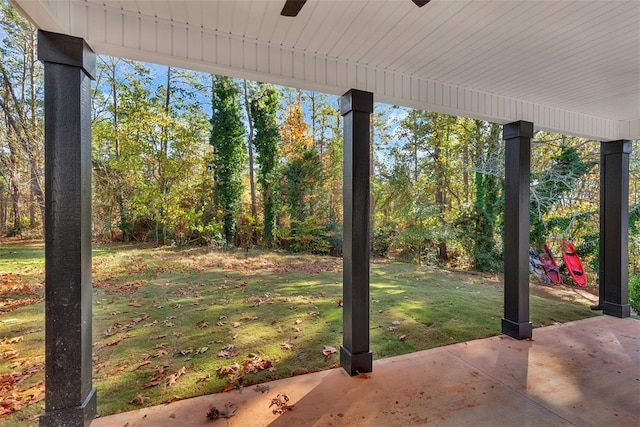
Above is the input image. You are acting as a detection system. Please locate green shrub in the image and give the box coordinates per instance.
[629,275,640,314]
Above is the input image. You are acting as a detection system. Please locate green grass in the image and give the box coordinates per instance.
[0,240,599,425]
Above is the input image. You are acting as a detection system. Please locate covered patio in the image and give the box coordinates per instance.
[7,0,640,425]
[92,315,640,426]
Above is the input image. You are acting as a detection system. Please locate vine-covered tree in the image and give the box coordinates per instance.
[210,75,245,245]
[250,83,280,247]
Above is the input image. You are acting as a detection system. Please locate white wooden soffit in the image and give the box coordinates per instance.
[11,0,640,141]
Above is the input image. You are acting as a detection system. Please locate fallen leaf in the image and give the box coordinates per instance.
[177,348,195,356]
[2,336,23,344]
[221,401,237,418]
[218,362,240,375]
[322,345,337,357]
[399,334,407,341]
[1,349,19,359]
[270,393,295,414]
[134,361,152,370]
[216,322,226,326]
[164,322,175,328]
[141,378,162,389]
[391,320,401,326]
[196,373,211,383]
[206,407,220,420]
[154,350,168,358]
[154,334,167,340]
[171,331,183,338]
[128,394,149,405]
[166,374,177,387]
[231,322,242,328]
[254,384,271,393]
[155,364,170,374]
[154,343,167,349]
[197,320,208,328]
[295,319,302,325]
[281,343,293,350]
[164,396,183,404]
[195,347,209,354]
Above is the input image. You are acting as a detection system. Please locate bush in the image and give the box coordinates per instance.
[629,276,640,314]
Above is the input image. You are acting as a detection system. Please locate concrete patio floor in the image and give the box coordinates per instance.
[92,315,639,427]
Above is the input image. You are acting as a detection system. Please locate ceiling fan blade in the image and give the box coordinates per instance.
[281,0,307,17]
[412,0,431,7]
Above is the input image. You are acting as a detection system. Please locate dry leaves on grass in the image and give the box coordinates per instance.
[197,320,208,328]
[141,365,186,389]
[0,362,45,418]
[217,355,273,384]
[2,336,23,345]
[0,349,18,360]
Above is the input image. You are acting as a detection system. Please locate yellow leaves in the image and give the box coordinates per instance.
[279,98,313,159]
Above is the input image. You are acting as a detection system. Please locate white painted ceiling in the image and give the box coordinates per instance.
[10,0,640,140]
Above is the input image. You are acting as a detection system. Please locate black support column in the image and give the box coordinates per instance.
[38,31,96,427]
[340,89,373,375]
[598,140,632,318]
[502,121,533,340]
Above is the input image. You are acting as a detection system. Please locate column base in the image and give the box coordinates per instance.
[603,301,631,318]
[501,318,533,340]
[340,346,372,376]
[40,388,96,427]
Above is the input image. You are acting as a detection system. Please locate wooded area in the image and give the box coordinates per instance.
[1,3,639,274]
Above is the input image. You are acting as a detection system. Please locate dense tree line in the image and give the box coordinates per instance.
[1,4,640,274]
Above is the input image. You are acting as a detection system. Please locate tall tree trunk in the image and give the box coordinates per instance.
[434,130,447,260]
[243,80,257,222]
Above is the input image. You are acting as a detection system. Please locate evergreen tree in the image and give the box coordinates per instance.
[210,76,245,244]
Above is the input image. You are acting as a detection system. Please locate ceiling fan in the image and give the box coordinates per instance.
[281,0,430,17]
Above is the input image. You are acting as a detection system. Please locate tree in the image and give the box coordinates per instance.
[210,76,245,245]
[250,83,280,247]
[0,3,43,234]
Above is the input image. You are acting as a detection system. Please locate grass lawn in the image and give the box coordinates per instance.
[0,239,600,425]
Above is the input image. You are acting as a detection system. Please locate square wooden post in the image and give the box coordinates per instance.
[598,140,632,318]
[340,89,373,375]
[38,30,96,427]
[502,121,533,340]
